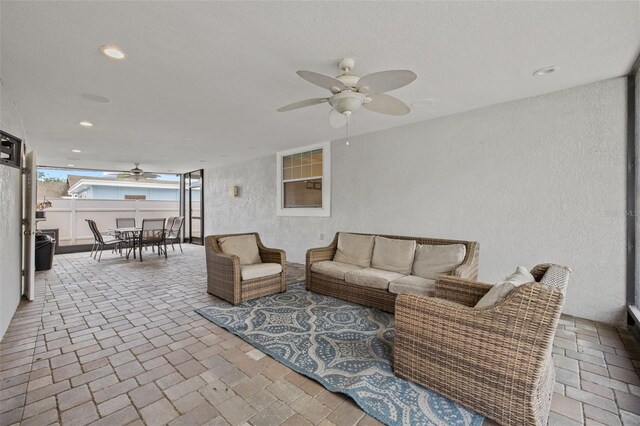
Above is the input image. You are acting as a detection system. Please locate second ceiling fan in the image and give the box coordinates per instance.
[278,58,417,128]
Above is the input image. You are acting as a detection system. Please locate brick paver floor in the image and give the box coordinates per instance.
[1,244,639,425]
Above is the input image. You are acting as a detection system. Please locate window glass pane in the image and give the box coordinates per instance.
[311,164,322,177]
[292,153,301,167]
[291,166,301,179]
[311,149,322,164]
[283,168,293,180]
[301,152,312,165]
[284,178,322,208]
[301,165,312,178]
[283,156,293,168]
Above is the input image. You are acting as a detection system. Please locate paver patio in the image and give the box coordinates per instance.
[1,245,639,425]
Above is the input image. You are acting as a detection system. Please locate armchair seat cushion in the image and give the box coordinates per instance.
[218,234,262,265]
[389,275,436,296]
[311,261,363,280]
[345,268,406,290]
[241,263,282,281]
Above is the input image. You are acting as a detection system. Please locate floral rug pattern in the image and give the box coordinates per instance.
[196,282,483,426]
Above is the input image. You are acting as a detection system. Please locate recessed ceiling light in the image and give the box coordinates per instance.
[99,45,126,60]
[249,147,256,150]
[78,121,93,127]
[71,149,82,153]
[220,154,230,158]
[533,66,557,76]
[67,164,75,167]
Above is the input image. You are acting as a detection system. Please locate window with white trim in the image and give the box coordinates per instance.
[276,142,330,217]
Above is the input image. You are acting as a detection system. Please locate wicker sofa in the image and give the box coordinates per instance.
[394,263,571,426]
[205,233,286,304]
[306,232,479,313]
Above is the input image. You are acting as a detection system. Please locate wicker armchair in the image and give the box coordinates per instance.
[394,263,571,426]
[205,233,286,305]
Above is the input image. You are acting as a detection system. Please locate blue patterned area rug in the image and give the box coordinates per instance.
[195,282,483,426]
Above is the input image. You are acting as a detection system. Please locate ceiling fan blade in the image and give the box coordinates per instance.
[329,109,347,129]
[356,70,417,95]
[278,97,328,112]
[141,173,160,179]
[363,94,411,116]
[297,71,346,93]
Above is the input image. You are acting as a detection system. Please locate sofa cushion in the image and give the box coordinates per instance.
[240,263,282,281]
[218,234,262,265]
[344,268,406,290]
[371,236,416,274]
[412,244,466,279]
[388,275,436,296]
[475,266,535,308]
[333,233,375,267]
[311,261,363,280]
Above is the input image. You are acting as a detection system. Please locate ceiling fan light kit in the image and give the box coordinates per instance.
[278,58,417,129]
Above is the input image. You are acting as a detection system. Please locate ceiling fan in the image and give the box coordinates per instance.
[278,58,417,128]
[105,164,160,180]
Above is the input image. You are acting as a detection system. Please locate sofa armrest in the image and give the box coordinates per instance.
[394,284,564,425]
[451,241,479,280]
[434,275,493,307]
[306,236,338,265]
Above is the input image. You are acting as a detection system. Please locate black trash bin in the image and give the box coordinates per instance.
[35,234,55,271]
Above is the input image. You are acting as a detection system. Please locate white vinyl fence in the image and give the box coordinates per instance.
[39,198,180,246]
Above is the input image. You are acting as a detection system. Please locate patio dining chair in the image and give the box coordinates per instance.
[115,218,136,228]
[138,218,167,261]
[86,219,125,262]
[165,216,184,253]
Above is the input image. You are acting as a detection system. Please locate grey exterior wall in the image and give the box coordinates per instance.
[204,78,628,324]
[0,81,26,338]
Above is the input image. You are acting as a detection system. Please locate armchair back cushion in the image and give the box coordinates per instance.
[218,234,262,265]
[333,233,375,267]
[475,266,535,308]
[371,236,416,273]
[412,243,466,279]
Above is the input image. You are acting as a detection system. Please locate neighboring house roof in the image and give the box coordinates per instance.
[37,181,70,198]
[66,175,179,195]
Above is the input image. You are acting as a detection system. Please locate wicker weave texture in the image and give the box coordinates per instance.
[305,232,480,313]
[205,233,286,305]
[394,264,571,426]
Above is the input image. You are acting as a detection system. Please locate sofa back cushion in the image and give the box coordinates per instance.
[218,234,262,265]
[412,243,466,279]
[371,236,416,273]
[333,233,375,267]
[475,266,535,308]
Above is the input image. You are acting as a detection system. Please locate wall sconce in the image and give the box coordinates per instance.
[228,185,239,197]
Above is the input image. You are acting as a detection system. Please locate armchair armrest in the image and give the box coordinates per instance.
[204,236,242,304]
[256,239,286,266]
[434,275,493,307]
[394,283,565,425]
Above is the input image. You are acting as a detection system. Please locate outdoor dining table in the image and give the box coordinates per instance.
[112,227,142,259]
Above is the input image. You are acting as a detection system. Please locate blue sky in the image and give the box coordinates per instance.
[37,167,180,181]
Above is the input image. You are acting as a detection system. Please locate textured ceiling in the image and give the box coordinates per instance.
[1,1,639,173]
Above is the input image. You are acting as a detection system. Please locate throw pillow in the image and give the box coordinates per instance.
[475,266,535,308]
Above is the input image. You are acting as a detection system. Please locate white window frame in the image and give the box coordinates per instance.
[276,141,331,217]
